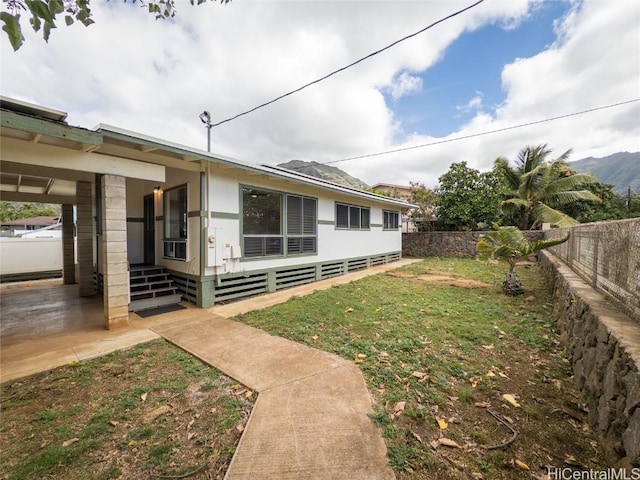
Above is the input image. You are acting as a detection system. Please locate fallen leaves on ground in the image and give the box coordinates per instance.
[438,438,462,449]
[502,394,521,408]
[436,417,448,430]
[62,438,79,447]
[142,405,171,423]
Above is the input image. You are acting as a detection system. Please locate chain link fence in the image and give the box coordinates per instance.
[545,218,640,321]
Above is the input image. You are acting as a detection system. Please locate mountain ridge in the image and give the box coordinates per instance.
[276,152,640,195]
[276,160,369,190]
[569,151,639,194]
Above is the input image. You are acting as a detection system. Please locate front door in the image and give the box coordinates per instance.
[143,194,155,265]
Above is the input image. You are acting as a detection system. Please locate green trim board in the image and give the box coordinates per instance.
[211,211,240,220]
[188,210,206,218]
[1,109,102,146]
[169,251,402,307]
[218,252,402,281]
[155,215,163,221]
[213,252,401,307]
[370,223,383,228]
[238,250,317,263]
[126,217,144,222]
[317,219,335,225]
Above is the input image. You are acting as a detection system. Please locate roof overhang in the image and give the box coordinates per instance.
[1,98,414,209]
[97,125,415,208]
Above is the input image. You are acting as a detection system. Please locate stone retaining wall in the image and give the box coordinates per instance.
[402,231,543,258]
[539,251,640,467]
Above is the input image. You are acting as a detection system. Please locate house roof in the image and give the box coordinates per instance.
[96,124,416,209]
[1,97,415,209]
[0,96,67,122]
[2,216,60,226]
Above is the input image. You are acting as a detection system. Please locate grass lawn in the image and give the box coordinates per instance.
[0,341,254,480]
[234,258,606,479]
[1,258,607,479]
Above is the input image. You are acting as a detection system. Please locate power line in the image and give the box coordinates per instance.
[209,0,485,128]
[311,98,640,166]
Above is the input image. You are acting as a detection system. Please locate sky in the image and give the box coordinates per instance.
[1,0,639,188]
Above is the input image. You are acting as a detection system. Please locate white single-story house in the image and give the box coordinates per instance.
[0,96,413,329]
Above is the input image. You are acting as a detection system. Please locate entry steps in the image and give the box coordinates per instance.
[129,265,182,312]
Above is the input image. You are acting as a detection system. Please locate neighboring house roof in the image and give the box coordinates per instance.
[370,183,413,201]
[371,183,412,191]
[1,216,60,227]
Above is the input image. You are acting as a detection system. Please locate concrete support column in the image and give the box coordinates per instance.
[76,181,95,296]
[101,175,129,330]
[61,204,76,285]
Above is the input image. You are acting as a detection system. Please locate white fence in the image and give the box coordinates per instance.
[0,237,63,276]
[545,218,640,321]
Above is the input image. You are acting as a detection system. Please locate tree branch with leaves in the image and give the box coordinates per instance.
[1,0,231,51]
[494,145,601,230]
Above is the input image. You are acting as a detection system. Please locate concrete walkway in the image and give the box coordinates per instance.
[2,259,420,478]
[153,315,395,479]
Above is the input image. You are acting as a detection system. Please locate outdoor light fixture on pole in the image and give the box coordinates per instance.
[199,110,212,152]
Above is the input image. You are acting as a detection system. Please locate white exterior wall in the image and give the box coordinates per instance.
[112,163,402,279]
[156,168,201,274]
[202,165,402,276]
[0,237,62,274]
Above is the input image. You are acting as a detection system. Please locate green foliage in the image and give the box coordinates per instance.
[408,181,437,231]
[495,145,601,229]
[435,161,506,230]
[1,0,231,51]
[559,182,640,222]
[0,201,59,223]
[477,224,569,272]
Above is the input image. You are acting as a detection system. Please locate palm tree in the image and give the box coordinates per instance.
[494,145,601,230]
[477,224,569,295]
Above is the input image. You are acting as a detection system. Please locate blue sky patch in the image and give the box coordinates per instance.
[386,1,574,139]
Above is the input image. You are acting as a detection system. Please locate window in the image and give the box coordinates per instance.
[335,203,370,230]
[242,187,283,258]
[163,184,187,260]
[383,210,400,230]
[242,186,317,258]
[287,195,317,255]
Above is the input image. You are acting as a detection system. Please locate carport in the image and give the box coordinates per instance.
[0,96,164,330]
[0,278,171,384]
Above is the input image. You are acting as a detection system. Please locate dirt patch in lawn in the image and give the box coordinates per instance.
[0,339,254,480]
[387,271,491,289]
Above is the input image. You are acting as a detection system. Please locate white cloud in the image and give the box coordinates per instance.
[345,0,640,187]
[0,0,637,190]
[456,91,484,113]
[387,72,423,101]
